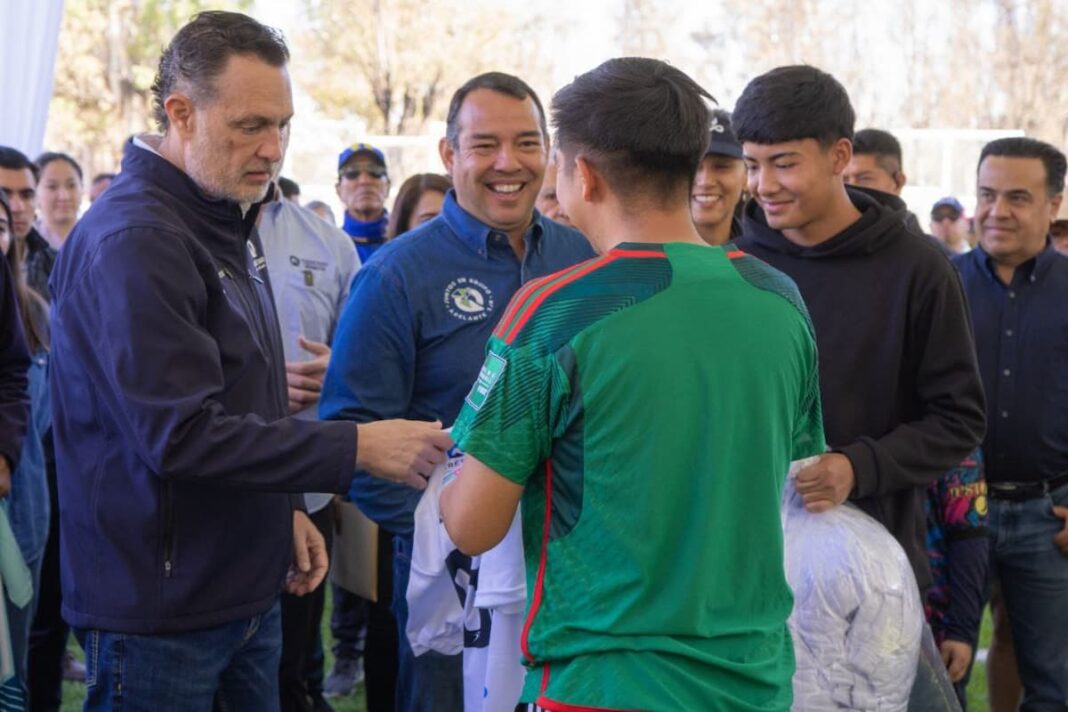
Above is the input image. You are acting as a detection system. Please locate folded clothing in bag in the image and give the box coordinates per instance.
[783,457,924,711]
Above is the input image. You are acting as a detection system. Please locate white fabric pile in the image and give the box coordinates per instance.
[783,458,924,711]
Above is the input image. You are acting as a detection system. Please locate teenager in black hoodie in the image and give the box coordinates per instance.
[732,66,986,596]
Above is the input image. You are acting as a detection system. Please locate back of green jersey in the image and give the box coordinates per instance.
[454,242,824,711]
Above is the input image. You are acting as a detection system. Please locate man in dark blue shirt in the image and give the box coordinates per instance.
[320,72,593,711]
[953,137,1068,711]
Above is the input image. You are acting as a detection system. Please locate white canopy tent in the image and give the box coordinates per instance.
[0,0,65,156]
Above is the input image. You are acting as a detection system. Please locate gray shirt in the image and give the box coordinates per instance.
[259,199,361,511]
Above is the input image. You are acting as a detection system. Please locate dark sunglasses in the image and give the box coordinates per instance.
[339,167,387,181]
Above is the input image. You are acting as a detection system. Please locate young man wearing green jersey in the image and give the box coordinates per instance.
[440,58,827,711]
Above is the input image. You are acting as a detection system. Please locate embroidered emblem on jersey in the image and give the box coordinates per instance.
[466,353,506,412]
[444,277,495,322]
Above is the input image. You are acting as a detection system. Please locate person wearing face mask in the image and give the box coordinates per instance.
[691,109,746,246]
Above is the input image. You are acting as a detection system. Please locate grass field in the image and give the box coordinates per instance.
[58,595,995,712]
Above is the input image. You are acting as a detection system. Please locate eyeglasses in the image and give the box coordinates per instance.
[339,166,387,181]
[931,212,961,223]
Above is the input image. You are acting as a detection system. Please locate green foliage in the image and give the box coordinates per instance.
[44,0,251,178]
[295,0,544,135]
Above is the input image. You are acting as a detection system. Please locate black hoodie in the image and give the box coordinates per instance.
[736,187,986,590]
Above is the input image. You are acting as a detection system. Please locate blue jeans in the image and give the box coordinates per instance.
[74,601,282,712]
[990,481,1068,712]
[392,535,462,712]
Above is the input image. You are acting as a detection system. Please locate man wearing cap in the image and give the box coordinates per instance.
[691,108,746,245]
[931,196,972,254]
[320,71,594,710]
[336,143,391,263]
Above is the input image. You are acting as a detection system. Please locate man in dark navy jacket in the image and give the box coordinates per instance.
[48,12,449,711]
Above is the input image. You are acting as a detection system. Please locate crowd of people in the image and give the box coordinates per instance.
[0,9,1065,712]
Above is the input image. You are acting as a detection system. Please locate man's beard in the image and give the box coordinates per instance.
[185,140,277,208]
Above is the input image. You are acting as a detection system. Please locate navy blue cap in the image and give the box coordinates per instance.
[706,110,743,159]
[931,196,964,217]
[338,143,387,172]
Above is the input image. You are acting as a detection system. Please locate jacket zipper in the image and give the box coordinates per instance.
[223,259,288,415]
[162,479,174,577]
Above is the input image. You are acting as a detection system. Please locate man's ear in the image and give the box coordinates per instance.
[164,92,195,138]
[894,170,908,192]
[1051,191,1064,218]
[439,137,455,175]
[830,137,854,174]
[575,155,599,203]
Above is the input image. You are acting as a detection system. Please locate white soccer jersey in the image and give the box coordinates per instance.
[406,448,527,711]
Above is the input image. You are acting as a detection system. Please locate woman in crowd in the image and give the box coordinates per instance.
[691,108,746,246]
[34,152,83,250]
[385,173,451,239]
[0,190,51,704]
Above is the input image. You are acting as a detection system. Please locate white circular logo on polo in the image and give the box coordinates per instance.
[444,278,495,322]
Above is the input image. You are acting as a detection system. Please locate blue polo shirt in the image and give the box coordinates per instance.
[320,190,594,535]
[953,243,1068,484]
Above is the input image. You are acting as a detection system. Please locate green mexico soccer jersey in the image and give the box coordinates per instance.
[453,242,825,711]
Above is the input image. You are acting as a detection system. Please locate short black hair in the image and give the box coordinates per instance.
[151,11,289,131]
[278,176,300,198]
[733,65,855,148]
[979,137,1066,197]
[0,146,39,183]
[551,57,713,208]
[445,72,547,147]
[35,152,84,182]
[853,128,902,177]
[91,172,116,185]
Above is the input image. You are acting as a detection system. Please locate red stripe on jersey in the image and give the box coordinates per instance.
[609,248,668,259]
[535,696,639,711]
[534,664,637,711]
[521,460,553,663]
[504,255,619,343]
[726,250,746,259]
[494,254,606,339]
[493,274,550,339]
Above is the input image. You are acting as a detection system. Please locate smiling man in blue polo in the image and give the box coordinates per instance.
[320,71,593,710]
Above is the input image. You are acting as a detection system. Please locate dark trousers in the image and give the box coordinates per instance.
[28,459,65,712]
[280,505,335,712]
[364,530,397,712]
[328,584,367,662]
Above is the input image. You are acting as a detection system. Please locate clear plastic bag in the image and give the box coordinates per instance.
[783,458,924,711]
